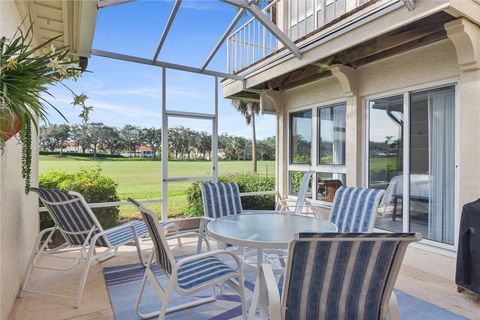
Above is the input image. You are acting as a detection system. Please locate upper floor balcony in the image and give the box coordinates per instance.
[227,0,386,74]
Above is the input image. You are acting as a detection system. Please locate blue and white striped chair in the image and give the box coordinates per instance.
[198,182,243,252]
[329,186,385,232]
[128,198,247,320]
[250,232,421,320]
[20,188,179,307]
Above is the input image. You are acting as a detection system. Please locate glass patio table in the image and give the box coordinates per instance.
[206,211,337,269]
[207,212,337,319]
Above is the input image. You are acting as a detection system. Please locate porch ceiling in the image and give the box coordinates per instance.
[15,0,97,57]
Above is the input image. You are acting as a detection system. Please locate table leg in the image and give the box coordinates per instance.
[248,248,268,319]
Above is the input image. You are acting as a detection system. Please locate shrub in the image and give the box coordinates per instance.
[38,167,120,230]
[39,151,125,158]
[185,174,275,217]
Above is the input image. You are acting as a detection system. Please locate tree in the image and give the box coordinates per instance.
[228,136,246,160]
[141,127,161,159]
[120,125,142,157]
[87,123,106,158]
[232,99,260,172]
[100,126,125,155]
[39,124,70,154]
[197,131,211,160]
[71,124,93,153]
[257,136,276,160]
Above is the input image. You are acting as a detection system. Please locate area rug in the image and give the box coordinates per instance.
[103,262,467,320]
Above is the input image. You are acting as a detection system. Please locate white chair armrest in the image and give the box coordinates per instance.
[387,291,400,320]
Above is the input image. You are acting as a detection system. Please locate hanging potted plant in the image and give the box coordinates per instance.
[0,22,84,193]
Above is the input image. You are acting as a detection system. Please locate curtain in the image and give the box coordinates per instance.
[428,86,455,244]
[333,105,346,165]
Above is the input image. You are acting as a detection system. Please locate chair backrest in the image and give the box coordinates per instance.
[329,186,385,232]
[31,188,109,247]
[282,233,421,320]
[128,198,175,275]
[293,171,315,215]
[200,182,243,218]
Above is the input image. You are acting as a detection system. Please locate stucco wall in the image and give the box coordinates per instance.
[0,2,40,319]
[280,38,464,238]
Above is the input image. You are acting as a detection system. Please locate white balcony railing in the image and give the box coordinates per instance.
[227,0,281,74]
[227,0,371,73]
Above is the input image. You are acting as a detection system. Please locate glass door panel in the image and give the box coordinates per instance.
[409,86,455,244]
[369,95,404,232]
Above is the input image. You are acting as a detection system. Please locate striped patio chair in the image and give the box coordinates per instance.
[329,186,385,232]
[250,232,421,320]
[20,188,179,307]
[128,198,247,320]
[198,182,243,252]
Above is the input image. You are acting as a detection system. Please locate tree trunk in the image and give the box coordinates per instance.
[251,113,257,173]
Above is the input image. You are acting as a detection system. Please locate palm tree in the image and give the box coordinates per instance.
[232,99,260,173]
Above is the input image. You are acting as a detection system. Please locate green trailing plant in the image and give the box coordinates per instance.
[0,20,87,193]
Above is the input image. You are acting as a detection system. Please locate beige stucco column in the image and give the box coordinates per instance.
[445,18,480,240]
[330,64,361,186]
[261,90,287,198]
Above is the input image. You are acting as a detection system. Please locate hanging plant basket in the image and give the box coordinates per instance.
[0,112,21,142]
[0,20,84,193]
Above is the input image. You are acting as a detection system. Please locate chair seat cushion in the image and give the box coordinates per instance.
[106,220,174,246]
[177,256,235,290]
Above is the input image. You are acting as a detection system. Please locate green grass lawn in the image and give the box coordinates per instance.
[39,155,275,218]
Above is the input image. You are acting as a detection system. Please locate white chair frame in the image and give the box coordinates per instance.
[250,233,422,320]
[20,190,178,308]
[133,206,247,320]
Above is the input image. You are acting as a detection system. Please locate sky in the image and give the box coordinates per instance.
[44,0,276,139]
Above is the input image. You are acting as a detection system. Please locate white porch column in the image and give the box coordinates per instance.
[445,18,480,244]
[330,64,361,186]
[262,90,287,199]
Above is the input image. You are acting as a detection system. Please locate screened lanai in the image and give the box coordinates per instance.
[80,0,304,221]
[4,0,480,319]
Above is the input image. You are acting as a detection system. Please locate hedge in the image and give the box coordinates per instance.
[185,174,276,217]
[39,151,125,158]
[38,168,120,230]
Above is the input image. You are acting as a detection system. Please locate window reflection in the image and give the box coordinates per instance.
[318,104,346,165]
[290,111,312,164]
[369,95,404,233]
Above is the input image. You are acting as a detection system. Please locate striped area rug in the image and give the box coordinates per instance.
[103,262,467,320]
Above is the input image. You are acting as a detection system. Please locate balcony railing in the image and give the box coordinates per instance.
[227,0,281,74]
[227,0,372,73]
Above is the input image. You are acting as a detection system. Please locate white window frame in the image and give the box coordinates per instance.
[287,101,347,204]
[364,80,459,251]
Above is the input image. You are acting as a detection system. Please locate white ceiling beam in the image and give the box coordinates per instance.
[77,0,98,57]
[153,0,182,62]
[221,0,301,60]
[92,49,244,80]
[200,8,245,71]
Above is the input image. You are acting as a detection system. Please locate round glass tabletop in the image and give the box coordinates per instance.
[206,212,338,249]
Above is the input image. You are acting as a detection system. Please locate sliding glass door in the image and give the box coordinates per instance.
[369,85,455,245]
[368,95,404,232]
[409,86,455,244]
